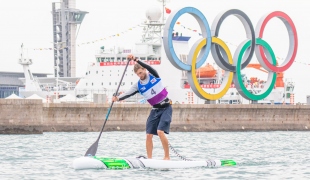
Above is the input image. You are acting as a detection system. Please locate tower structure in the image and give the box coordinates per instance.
[52,0,88,77]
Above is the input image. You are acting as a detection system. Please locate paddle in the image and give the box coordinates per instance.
[84,59,131,156]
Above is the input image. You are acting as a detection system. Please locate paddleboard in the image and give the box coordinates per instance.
[73,156,236,170]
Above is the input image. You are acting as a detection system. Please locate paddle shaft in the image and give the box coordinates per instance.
[84,59,131,156]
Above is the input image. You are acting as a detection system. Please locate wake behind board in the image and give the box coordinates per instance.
[73,156,236,170]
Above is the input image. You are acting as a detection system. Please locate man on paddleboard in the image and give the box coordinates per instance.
[112,54,172,160]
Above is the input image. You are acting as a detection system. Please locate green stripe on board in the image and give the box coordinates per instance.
[221,160,237,166]
[94,157,130,169]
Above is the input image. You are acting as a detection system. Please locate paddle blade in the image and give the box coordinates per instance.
[84,140,99,156]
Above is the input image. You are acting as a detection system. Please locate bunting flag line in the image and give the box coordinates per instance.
[31,24,142,51]
[77,24,141,47]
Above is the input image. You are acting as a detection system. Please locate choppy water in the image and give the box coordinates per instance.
[0,131,309,179]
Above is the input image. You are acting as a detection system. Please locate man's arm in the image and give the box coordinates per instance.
[137,60,160,78]
[115,82,139,101]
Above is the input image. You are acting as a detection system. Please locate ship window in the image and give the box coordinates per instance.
[96,58,100,62]
[117,57,121,61]
[115,82,117,85]
[122,82,125,85]
[86,83,88,86]
[147,57,152,60]
[92,83,93,86]
[109,82,111,85]
[131,82,133,85]
[140,57,146,60]
[96,71,98,74]
[106,57,110,62]
[111,57,115,62]
[122,57,126,61]
[101,57,105,62]
[231,92,234,95]
[89,71,90,74]
[118,74,119,76]
[102,82,103,86]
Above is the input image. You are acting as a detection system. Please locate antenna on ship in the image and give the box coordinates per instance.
[157,0,170,24]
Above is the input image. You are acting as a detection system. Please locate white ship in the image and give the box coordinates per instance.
[19,2,295,104]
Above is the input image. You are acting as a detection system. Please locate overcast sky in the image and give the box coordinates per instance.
[0,0,309,103]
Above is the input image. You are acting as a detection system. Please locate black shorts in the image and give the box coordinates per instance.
[146,105,172,135]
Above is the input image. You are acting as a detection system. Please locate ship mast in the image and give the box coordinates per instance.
[158,0,169,25]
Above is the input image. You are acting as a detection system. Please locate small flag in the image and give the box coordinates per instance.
[165,7,171,14]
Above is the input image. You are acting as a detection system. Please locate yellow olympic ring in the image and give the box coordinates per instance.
[189,37,233,100]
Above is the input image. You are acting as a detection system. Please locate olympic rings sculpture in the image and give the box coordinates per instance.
[163,7,298,101]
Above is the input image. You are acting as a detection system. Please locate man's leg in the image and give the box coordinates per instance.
[146,109,158,159]
[146,134,153,159]
[157,105,172,160]
[157,130,170,160]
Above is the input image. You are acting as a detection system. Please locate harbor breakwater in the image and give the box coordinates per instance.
[0,99,309,134]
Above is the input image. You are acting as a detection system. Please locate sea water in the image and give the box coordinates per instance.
[0,131,309,179]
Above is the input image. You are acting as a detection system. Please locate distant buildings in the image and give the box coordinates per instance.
[0,71,50,98]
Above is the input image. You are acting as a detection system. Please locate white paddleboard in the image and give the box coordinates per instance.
[72,156,236,170]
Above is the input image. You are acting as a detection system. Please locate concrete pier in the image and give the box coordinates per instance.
[0,99,309,134]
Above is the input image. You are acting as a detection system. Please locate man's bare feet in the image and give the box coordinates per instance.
[163,157,170,160]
